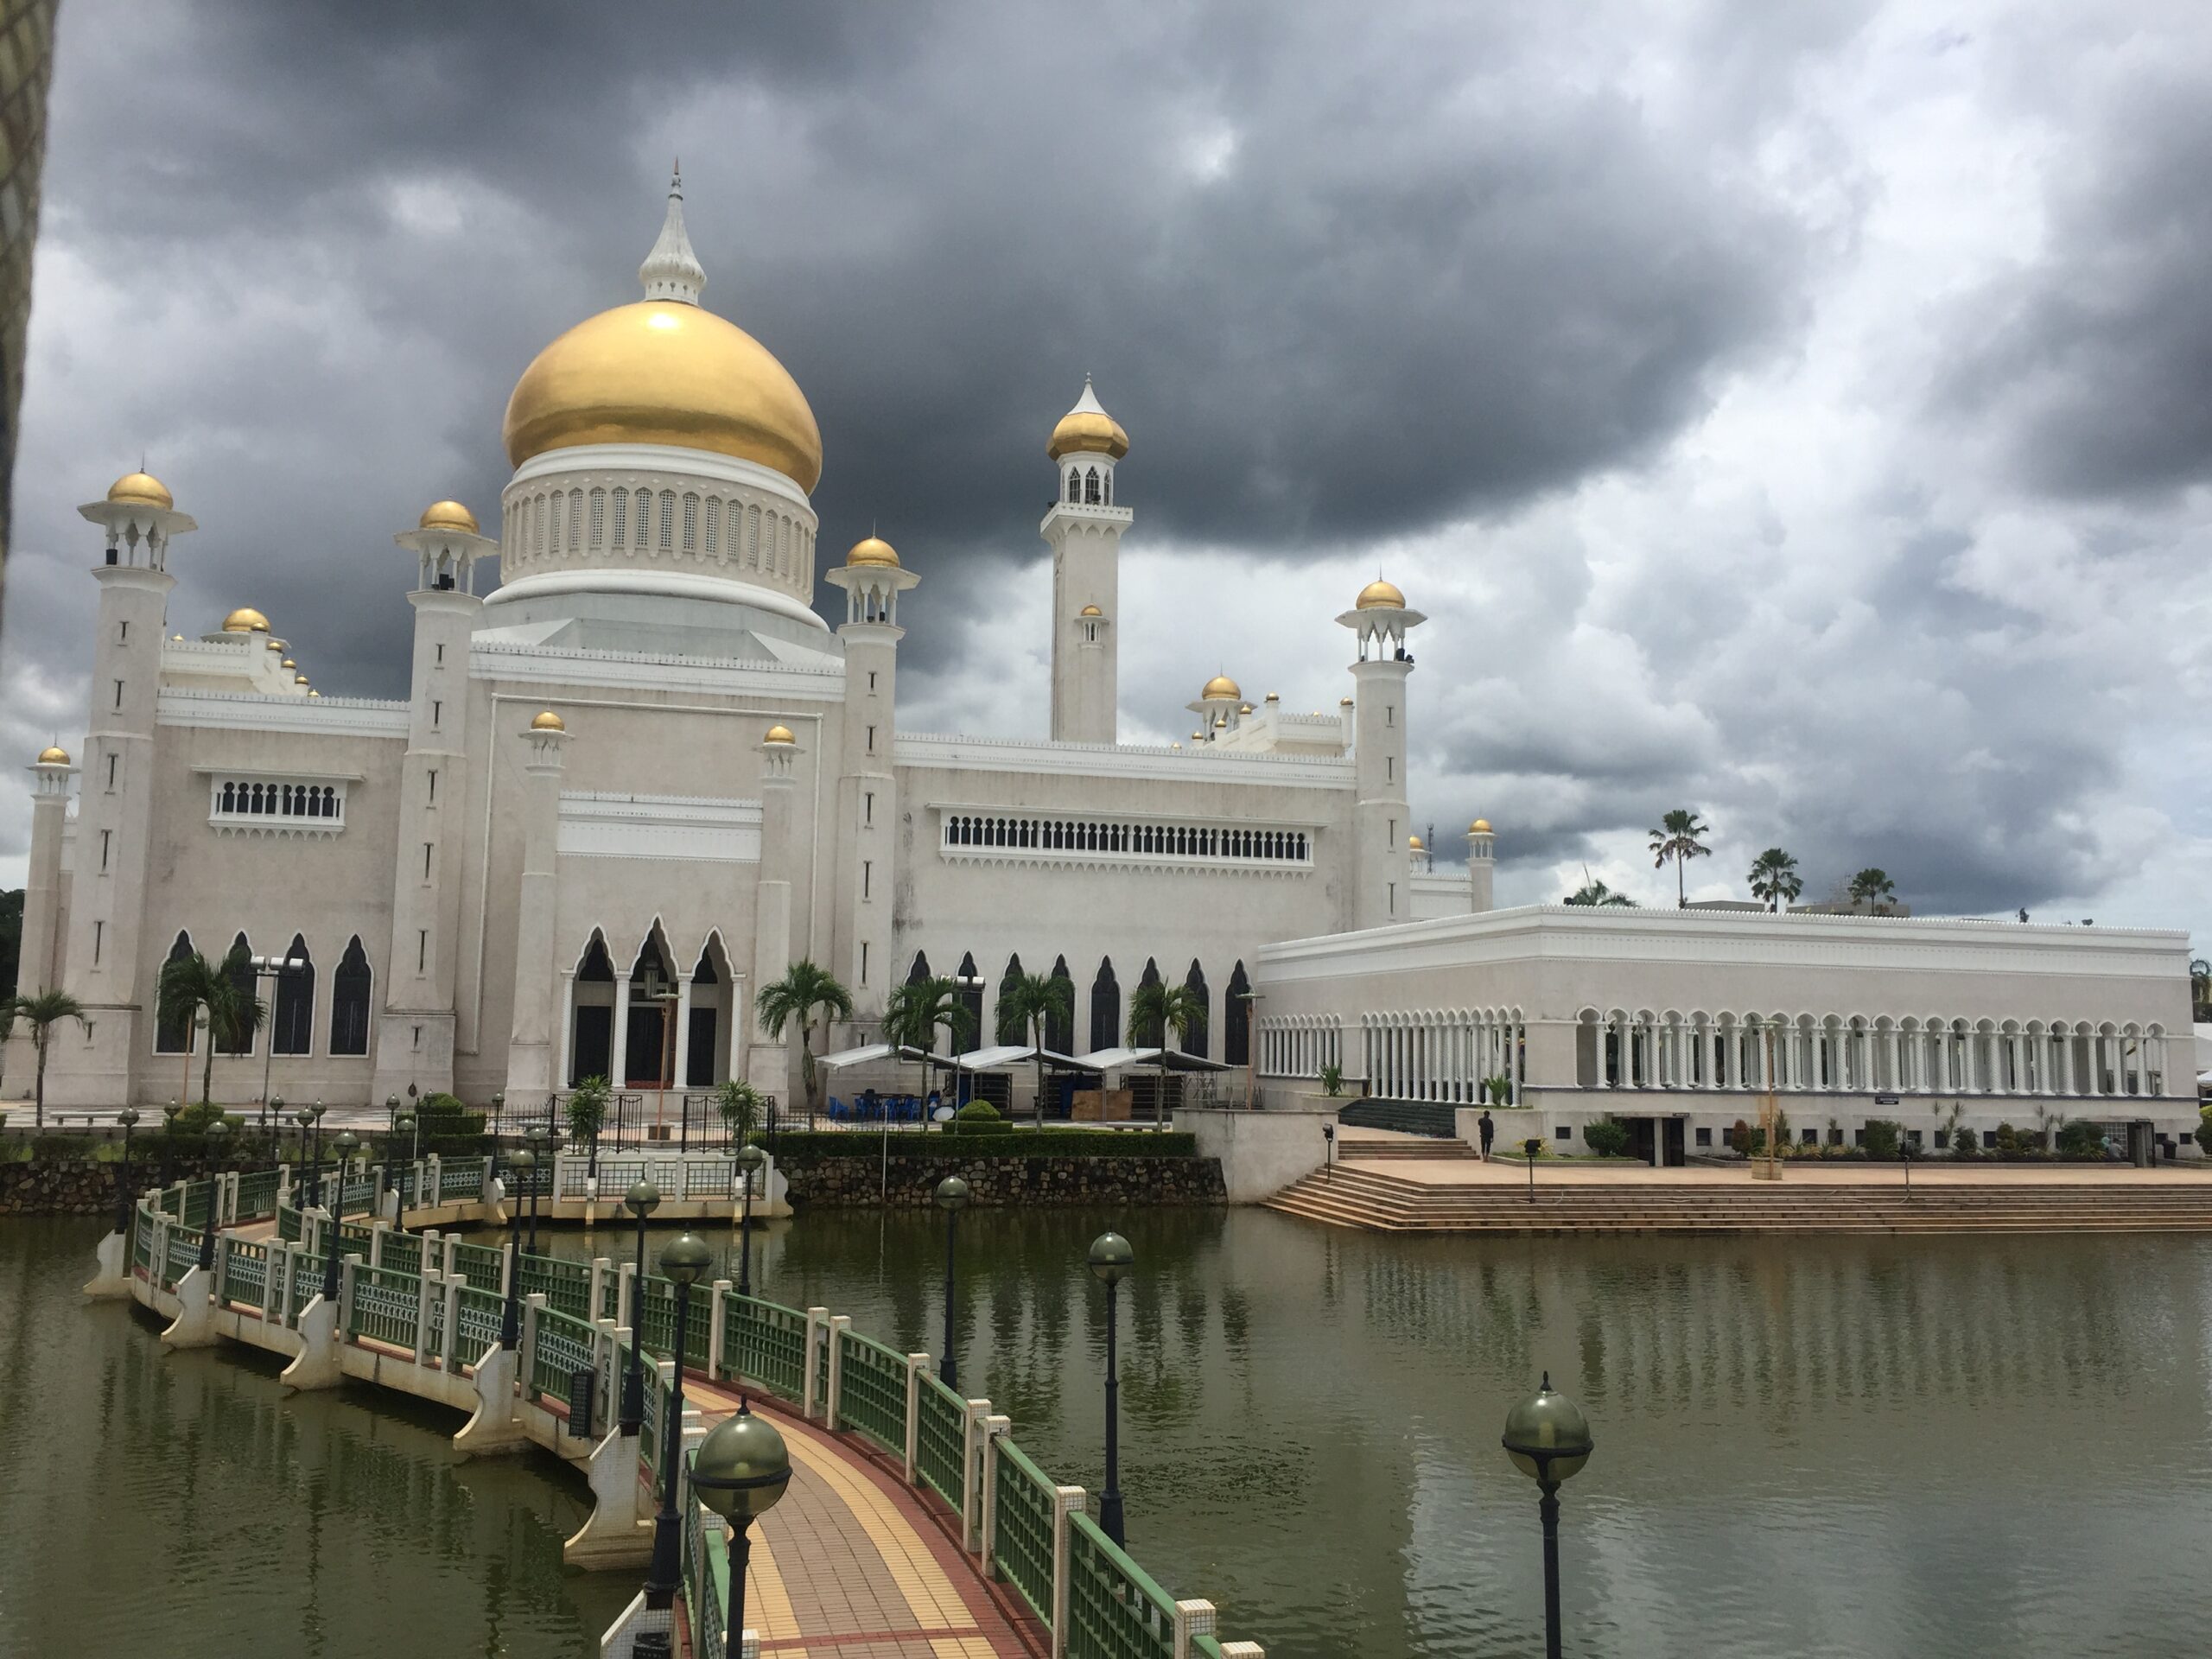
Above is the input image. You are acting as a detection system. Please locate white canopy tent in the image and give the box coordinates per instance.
[814,1042,939,1072]
[1073,1046,1234,1074]
[951,1044,1096,1073]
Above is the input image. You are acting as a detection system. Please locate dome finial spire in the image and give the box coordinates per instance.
[639,162,706,305]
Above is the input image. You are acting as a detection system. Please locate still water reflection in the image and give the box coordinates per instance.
[8,1209,2210,1658]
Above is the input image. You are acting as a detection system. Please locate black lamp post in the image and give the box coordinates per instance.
[522,1124,549,1255]
[310,1102,328,1207]
[1087,1230,1134,1546]
[1501,1373,1595,1659]
[736,1144,766,1298]
[645,1232,713,1610]
[491,1090,505,1141]
[934,1176,969,1389]
[1901,1132,1912,1198]
[296,1107,317,1208]
[324,1128,358,1304]
[113,1107,140,1236]
[394,1110,416,1205]
[691,1402,792,1656]
[160,1100,181,1190]
[620,1178,661,1434]
[196,1118,231,1270]
[1524,1136,1543,1204]
[1322,1120,1335,1181]
[499,1146,536,1350]
[267,1094,283,1166]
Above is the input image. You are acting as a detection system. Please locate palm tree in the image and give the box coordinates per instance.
[882,975,973,1121]
[2191,958,2210,1020]
[1564,877,1637,906]
[1747,848,1803,912]
[1128,979,1205,1129]
[4,989,85,1128]
[998,969,1075,1125]
[1847,868,1897,912]
[755,960,854,1121]
[156,945,264,1105]
[1649,810,1711,908]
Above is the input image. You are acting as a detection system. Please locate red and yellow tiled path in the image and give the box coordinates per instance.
[683,1377,1044,1658]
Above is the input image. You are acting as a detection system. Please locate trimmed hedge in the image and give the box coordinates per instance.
[762,1130,1198,1160]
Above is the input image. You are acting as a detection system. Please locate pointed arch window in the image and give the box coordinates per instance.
[328,936,373,1057]
[1133,959,1165,1047]
[956,951,983,1046]
[610,490,627,548]
[1224,961,1251,1066]
[906,950,933,985]
[222,933,256,1054]
[1084,467,1102,505]
[996,953,1027,1044]
[1048,955,1075,1054]
[1183,960,1211,1058]
[272,934,315,1056]
[155,931,195,1053]
[1090,957,1120,1053]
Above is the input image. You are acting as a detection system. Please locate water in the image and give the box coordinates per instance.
[7,1211,2211,1657]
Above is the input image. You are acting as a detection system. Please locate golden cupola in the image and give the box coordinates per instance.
[1048,375,1128,461]
[501,168,823,493]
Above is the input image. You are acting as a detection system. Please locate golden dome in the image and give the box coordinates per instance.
[530,710,567,732]
[503,301,823,493]
[1239,702,1254,715]
[419,499,479,534]
[1264,691,1280,702]
[1339,696,1355,706]
[1471,818,1491,834]
[36,745,69,765]
[1201,674,1241,701]
[308,690,321,698]
[294,674,310,687]
[846,535,899,569]
[1048,409,1129,461]
[1356,578,1406,611]
[222,607,270,633]
[281,658,297,670]
[763,723,796,745]
[1078,604,1103,617]
[266,639,283,652]
[1408,835,1424,850]
[107,470,173,509]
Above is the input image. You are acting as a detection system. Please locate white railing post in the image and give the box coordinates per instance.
[522,1293,545,1398]
[272,1242,295,1325]
[413,1266,435,1363]
[1173,1599,1219,1659]
[904,1352,932,1484]
[442,1235,459,1279]
[427,1153,442,1207]
[707,1280,731,1377]
[979,1414,1012,1578]
[277,1162,291,1205]
[368,1219,388,1269]
[340,1253,362,1345]
[211,1234,229,1306]
[619,1262,639,1336]
[588,1256,609,1326]
[826,1315,850,1431]
[1053,1487,1090,1659]
[499,1241,515,1302]
[961,1398,991,1554]
[1219,1645,1267,1658]
[440,1275,461,1370]
[803,1306,829,1419]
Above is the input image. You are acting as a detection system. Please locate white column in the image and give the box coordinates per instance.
[609,979,632,1092]
[555,970,575,1090]
[672,973,695,1090]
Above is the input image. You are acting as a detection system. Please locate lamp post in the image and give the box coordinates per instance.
[620,1179,661,1434]
[196,1117,231,1269]
[159,1100,181,1190]
[1524,1136,1542,1204]
[249,953,302,1128]
[691,1402,792,1657]
[331,1129,359,1223]
[267,1095,283,1166]
[522,1123,549,1255]
[310,1102,327,1207]
[500,1146,536,1350]
[491,1090,505,1142]
[951,973,986,1116]
[1901,1131,1911,1198]
[736,1144,766,1299]
[296,1107,318,1211]
[1087,1230,1134,1546]
[1501,1373,1595,1659]
[324,1129,358,1304]
[645,1232,713,1610]
[1322,1120,1335,1181]
[395,1110,417,1204]
[934,1176,969,1389]
[113,1107,140,1236]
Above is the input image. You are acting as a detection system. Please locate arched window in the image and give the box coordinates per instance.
[1090,957,1119,1053]
[1048,956,1076,1054]
[1133,959,1164,1047]
[1084,467,1102,505]
[658,491,676,552]
[569,488,584,551]
[223,933,255,1054]
[1224,962,1251,1065]
[996,953,1026,1043]
[610,490,627,547]
[589,488,606,548]
[220,782,236,812]
[272,934,315,1056]
[704,498,720,556]
[1068,467,1081,503]
[682,493,698,553]
[956,952,983,1048]
[1103,471,1112,505]
[1183,959,1211,1058]
[907,950,932,985]
[155,931,195,1053]
[328,936,372,1057]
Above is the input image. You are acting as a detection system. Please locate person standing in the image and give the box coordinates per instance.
[1478,1109,1495,1162]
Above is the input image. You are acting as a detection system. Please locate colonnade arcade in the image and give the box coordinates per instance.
[560,923,739,1090]
[1343,1008,1526,1104]
[1573,1009,2171,1100]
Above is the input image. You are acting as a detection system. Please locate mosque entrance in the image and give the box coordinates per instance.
[1627,1115,1688,1167]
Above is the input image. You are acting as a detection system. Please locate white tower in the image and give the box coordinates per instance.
[1336,579,1427,931]
[1468,819,1495,912]
[503,711,570,1099]
[824,535,920,1015]
[1043,378,1129,745]
[54,472,195,1106]
[3,746,76,1091]
[747,725,802,1100]
[372,499,499,1101]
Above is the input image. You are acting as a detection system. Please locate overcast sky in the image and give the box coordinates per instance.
[3,0,2208,938]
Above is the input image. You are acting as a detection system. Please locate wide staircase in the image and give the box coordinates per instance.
[1338,1135,1477,1161]
[1266,1163,2212,1234]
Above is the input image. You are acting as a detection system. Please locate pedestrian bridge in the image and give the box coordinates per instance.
[90,1160,1267,1659]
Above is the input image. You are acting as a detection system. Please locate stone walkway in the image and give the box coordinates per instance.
[683,1376,1041,1658]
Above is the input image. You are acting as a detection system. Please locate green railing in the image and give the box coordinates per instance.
[835,1327,909,1457]
[236,1169,281,1220]
[450,1237,505,1294]
[277,1202,302,1243]
[530,1306,598,1402]
[684,1449,733,1659]
[520,1253,593,1321]
[915,1374,969,1509]
[163,1224,199,1291]
[379,1230,423,1279]
[725,1294,807,1401]
[284,1252,324,1325]
[439,1159,486,1200]
[1067,1511,1178,1659]
[637,1275,676,1356]
[454,1284,505,1362]
[222,1237,269,1312]
[349,1264,420,1348]
[991,1439,1061,1627]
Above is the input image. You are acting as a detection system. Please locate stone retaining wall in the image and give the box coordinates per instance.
[774,1151,1227,1208]
[0,1158,254,1216]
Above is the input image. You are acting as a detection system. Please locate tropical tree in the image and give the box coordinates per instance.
[156,944,264,1105]
[1747,848,1803,912]
[1649,810,1712,908]
[882,975,974,1122]
[1128,978,1205,1130]
[565,1074,611,1153]
[1847,868,1897,912]
[714,1077,765,1144]
[754,960,854,1121]
[998,969,1076,1125]
[4,989,85,1128]
[2190,958,2210,1020]
[1564,877,1637,907]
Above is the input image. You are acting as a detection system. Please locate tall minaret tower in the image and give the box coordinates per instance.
[373,499,498,1101]
[824,535,920,1018]
[1336,579,1427,931]
[54,472,195,1106]
[1467,819,1495,912]
[1044,378,1129,745]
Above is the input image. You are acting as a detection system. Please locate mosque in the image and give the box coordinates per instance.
[5,176,2197,1161]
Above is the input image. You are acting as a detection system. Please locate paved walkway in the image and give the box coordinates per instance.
[684,1378,1040,1658]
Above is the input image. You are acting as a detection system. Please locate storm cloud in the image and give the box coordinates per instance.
[3,0,2207,941]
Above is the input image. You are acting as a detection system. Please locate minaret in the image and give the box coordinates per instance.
[1468,819,1495,912]
[503,711,569,1099]
[639,162,706,303]
[747,725,801,1100]
[2,746,75,1090]
[824,535,919,1020]
[1335,579,1427,931]
[53,472,195,1106]
[1043,377,1129,745]
[372,499,498,1101]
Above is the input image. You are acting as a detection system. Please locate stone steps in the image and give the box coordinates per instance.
[1336,1138,1476,1160]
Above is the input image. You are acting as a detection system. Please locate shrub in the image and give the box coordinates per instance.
[1729,1119,1753,1156]
[418,1091,468,1117]
[1994,1121,2021,1155]
[1861,1119,1902,1159]
[2056,1119,2110,1160]
[764,1129,1197,1160]
[952,1100,1011,1136]
[2198,1106,2212,1155]
[1583,1116,1632,1159]
[1319,1064,1344,1096]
